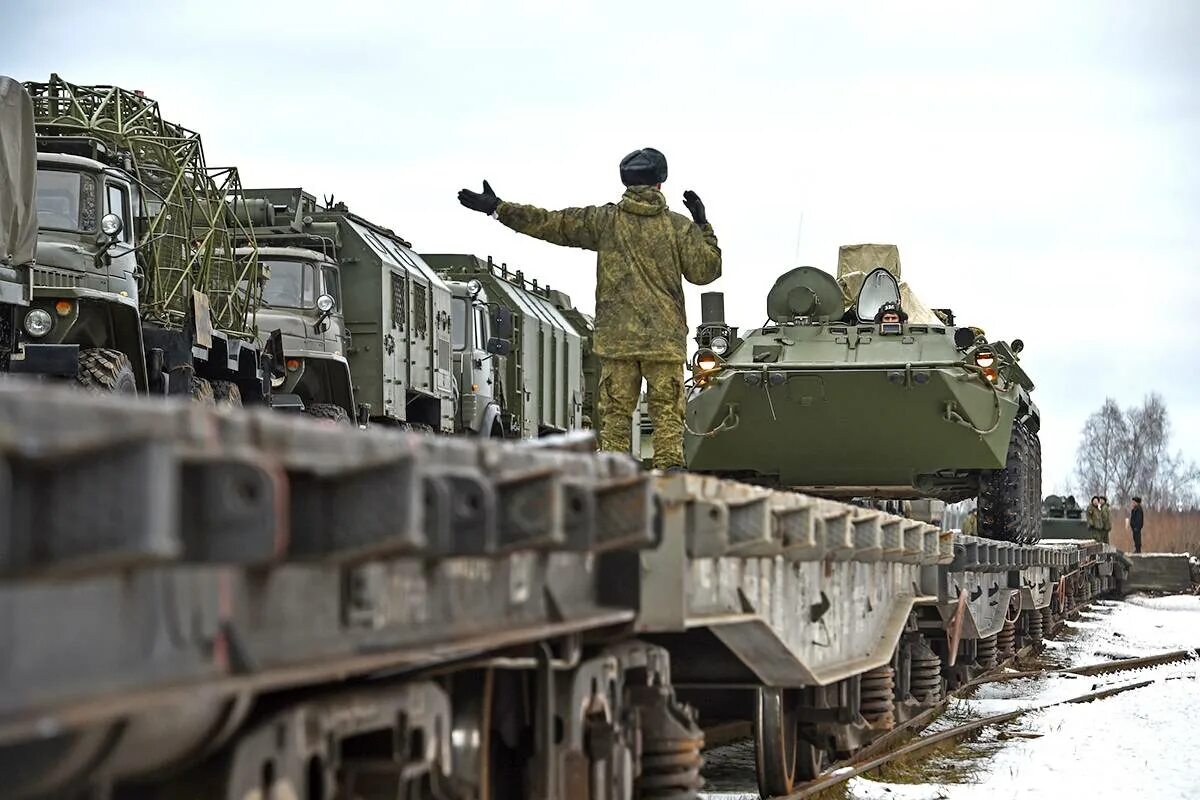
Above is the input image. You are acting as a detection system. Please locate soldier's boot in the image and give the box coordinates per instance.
[643,360,685,470]
[597,358,642,457]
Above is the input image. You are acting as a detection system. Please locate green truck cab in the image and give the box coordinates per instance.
[239,244,354,422]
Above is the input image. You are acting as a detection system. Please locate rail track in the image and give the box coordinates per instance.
[768,645,1200,799]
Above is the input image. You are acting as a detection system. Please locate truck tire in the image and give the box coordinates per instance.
[76,348,137,394]
[210,380,243,408]
[977,420,1041,543]
[305,403,353,426]
[190,376,215,405]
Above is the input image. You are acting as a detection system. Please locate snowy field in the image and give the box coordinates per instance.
[702,594,1200,800]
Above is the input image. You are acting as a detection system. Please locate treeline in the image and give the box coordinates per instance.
[1073,393,1198,511]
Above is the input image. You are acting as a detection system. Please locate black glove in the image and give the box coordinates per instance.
[458,180,501,214]
[683,190,707,226]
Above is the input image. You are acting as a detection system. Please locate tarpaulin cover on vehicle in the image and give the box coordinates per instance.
[0,76,37,267]
[836,243,941,324]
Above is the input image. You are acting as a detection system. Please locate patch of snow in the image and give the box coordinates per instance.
[850,595,1200,800]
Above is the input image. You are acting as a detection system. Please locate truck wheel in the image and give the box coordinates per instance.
[305,403,353,426]
[210,380,243,408]
[978,420,1041,543]
[76,348,137,394]
[190,376,215,405]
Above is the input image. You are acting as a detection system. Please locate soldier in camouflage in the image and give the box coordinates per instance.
[458,148,721,469]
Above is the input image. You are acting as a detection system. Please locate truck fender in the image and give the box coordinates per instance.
[479,402,505,438]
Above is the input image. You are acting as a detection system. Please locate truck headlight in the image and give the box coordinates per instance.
[23,308,53,338]
[100,213,123,237]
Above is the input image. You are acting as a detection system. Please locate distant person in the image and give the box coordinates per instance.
[1099,495,1113,536]
[962,508,978,535]
[1129,497,1144,554]
[457,148,722,470]
[1086,496,1103,534]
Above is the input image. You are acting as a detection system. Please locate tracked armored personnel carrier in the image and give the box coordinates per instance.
[685,244,1042,542]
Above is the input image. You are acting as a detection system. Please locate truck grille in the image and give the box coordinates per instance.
[32,267,83,290]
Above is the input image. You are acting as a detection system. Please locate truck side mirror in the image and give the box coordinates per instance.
[491,306,514,339]
[486,337,511,356]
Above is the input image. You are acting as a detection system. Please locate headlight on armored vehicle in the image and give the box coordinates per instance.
[710,335,729,355]
[974,350,995,368]
[694,348,721,373]
[23,308,53,338]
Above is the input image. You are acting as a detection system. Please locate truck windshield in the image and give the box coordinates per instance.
[261,259,316,309]
[452,297,468,350]
[36,169,98,232]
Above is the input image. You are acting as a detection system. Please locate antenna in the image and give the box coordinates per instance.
[793,211,805,262]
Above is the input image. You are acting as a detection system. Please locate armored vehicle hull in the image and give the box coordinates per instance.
[686,344,1021,500]
[685,248,1042,542]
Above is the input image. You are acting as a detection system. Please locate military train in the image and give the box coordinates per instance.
[0,75,1125,800]
[0,384,1125,800]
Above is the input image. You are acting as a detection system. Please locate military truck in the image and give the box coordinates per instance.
[236,188,465,430]
[238,191,606,437]
[423,254,591,437]
[226,192,359,423]
[685,244,1042,543]
[0,75,274,401]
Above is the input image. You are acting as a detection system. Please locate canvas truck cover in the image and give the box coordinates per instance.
[0,76,37,267]
[836,243,941,324]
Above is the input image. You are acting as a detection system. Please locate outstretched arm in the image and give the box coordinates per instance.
[496,201,605,251]
[457,179,604,251]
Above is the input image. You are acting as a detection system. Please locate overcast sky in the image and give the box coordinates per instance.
[7,0,1198,490]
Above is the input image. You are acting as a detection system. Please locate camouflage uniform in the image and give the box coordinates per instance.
[496,186,721,467]
[961,510,978,535]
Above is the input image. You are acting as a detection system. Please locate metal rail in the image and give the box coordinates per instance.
[781,679,1158,799]
[770,635,1195,799]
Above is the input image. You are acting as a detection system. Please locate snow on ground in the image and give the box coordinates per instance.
[848,594,1200,800]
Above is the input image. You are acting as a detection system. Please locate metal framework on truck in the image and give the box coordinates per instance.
[25,74,261,336]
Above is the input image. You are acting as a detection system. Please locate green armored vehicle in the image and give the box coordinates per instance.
[1041,494,1104,542]
[685,244,1042,542]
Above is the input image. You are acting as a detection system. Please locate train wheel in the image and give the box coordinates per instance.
[754,688,823,797]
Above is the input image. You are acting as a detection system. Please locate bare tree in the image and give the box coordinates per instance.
[1074,393,1199,510]
[1074,398,1125,500]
